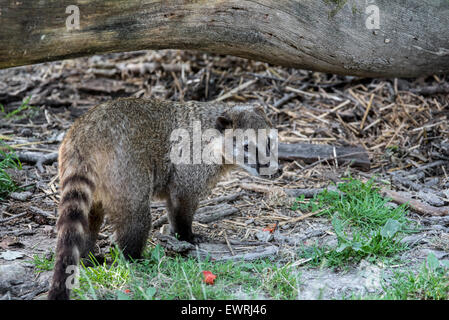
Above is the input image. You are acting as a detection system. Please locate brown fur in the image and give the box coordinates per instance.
[48,98,275,300]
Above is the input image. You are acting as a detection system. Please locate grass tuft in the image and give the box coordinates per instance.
[67,245,301,300]
[31,253,55,272]
[347,253,449,300]
[293,177,414,267]
[0,97,39,120]
[0,142,22,200]
[381,253,449,300]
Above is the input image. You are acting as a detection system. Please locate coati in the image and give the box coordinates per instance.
[48,98,280,300]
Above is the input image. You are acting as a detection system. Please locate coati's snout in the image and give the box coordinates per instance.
[215,104,281,179]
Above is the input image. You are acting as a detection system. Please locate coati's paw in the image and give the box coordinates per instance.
[174,232,206,244]
[191,233,207,244]
[171,230,193,243]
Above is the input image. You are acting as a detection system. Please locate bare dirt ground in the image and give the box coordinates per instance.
[0,50,448,300]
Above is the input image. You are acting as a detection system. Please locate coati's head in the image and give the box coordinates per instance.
[215,105,282,179]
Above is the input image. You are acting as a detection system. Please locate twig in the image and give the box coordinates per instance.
[279,207,328,226]
[153,203,239,229]
[0,229,35,237]
[200,192,243,206]
[29,206,57,219]
[273,93,298,109]
[214,245,279,261]
[195,204,239,223]
[360,93,374,130]
[213,79,257,102]
[1,152,58,173]
[223,230,235,256]
[410,83,449,95]
[301,152,368,171]
[278,143,370,171]
[408,160,447,174]
[0,211,28,223]
[240,183,281,193]
[284,186,339,198]
[382,189,449,216]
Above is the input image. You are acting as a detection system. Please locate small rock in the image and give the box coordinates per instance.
[0,292,12,300]
[400,234,427,246]
[0,250,25,261]
[0,264,28,294]
[255,231,273,242]
[424,178,439,187]
[20,128,32,137]
[418,190,445,207]
[385,202,398,209]
[48,131,66,143]
[441,189,449,199]
[430,224,447,231]
[36,271,53,288]
[358,260,383,293]
[159,224,171,235]
[9,191,33,201]
[244,218,254,225]
[322,237,338,248]
[421,249,449,260]
[42,225,55,237]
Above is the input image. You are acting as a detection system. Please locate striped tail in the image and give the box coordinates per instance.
[48,172,94,300]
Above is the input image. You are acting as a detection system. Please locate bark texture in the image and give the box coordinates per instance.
[0,1,448,77]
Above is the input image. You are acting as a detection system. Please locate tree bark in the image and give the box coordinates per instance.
[0,0,448,77]
[278,142,370,171]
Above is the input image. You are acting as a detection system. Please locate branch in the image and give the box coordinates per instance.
[1,1,448,77]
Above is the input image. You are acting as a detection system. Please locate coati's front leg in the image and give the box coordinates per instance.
[166,192,199,243]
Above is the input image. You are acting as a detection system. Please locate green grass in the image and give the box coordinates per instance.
[0,97,39,120]
[0,143,22,200]
[382,253,449,300]
[347,253,449,300]
[0,98,37,199]
[293,177,414,268]
[69,246,301,300]
[31,253,55,272]
[31,245,302,300]
[324,0,348,17]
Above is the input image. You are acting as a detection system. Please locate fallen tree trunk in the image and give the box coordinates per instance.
[278,143,370,171]
[0,1,448,77]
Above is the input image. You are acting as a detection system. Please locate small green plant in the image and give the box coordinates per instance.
[31,253,55,272]
[263,264,300,299]
[348,253,449,300]
[293,178,413,267]
[0,97,39,120]
[381,253,449,300]
[324,0,348,18]
[0,142,22,200]
[75,249,133,300]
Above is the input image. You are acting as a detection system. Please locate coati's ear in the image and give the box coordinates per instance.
[215,112,232,133]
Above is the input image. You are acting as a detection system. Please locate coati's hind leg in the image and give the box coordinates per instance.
[166,191,199,243]
[82,202,105,259]
[108,198,152,260]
